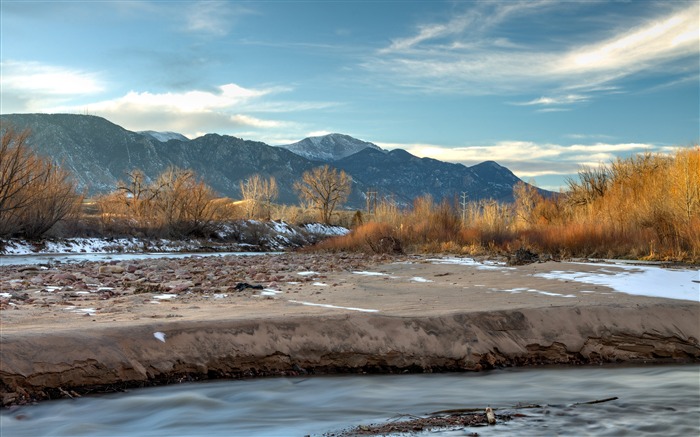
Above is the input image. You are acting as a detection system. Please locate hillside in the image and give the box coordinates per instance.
[0,113,546,207]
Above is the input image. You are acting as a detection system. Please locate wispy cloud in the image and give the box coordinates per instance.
[366,2,699,102]
[513,94,589,106]
[183,1,253,37]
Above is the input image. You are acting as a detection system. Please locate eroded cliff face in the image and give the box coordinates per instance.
[2,304,698,406]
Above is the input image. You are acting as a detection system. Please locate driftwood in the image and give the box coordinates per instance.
[573,396,618,406]
[336,397,619,436]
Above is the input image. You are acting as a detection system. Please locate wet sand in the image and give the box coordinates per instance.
[1,253,698,406]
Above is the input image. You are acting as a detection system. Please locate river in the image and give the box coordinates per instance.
[1,365,698,436]
[0,251,273,267]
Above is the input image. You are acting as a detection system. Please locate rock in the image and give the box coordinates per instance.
[98,265,125,274]
[507,248,540,266]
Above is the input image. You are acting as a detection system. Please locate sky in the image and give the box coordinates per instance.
[1,0,698,191]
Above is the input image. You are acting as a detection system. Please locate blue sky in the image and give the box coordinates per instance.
[1,0,698,190]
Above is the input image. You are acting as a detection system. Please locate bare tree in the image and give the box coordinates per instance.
[513,181,543,226]
[294,165,352,224]
[240,174,278,219]
[151,167,220,237]
[0,125,80,237]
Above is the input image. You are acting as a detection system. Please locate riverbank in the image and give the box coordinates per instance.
[1,253,698,406]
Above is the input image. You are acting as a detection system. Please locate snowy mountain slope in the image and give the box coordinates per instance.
[277,133,384,162]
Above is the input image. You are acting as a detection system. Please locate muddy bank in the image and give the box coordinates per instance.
[2,303,698,406]
[1,254,698,406]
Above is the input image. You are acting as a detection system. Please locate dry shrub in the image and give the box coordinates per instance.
[317,146,698,262]
[313,222,399,253]
[97,167,226,238]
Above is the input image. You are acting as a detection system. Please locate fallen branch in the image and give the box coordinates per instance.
[573,396,618,406]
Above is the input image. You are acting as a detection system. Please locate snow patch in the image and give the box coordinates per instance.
[535,263,699,302]
[289,300,378,313]
[353,271,387,276]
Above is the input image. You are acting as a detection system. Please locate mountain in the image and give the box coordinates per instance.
[334,148,522,205]
[277,133,383,162]
[0,113,315,203]
[139,130,189,142]
[0,113,547,208]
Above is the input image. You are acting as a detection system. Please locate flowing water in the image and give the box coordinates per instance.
[1,365,698,436]
[0,251,273,267]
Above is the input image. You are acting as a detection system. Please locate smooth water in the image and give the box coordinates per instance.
[2,365,698,436]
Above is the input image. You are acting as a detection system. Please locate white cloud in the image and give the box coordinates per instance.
[69,83,274,114]
[41,82,297,137]
[376,140,663,186]
[0,60,104,113]
[0,60,103,95]
[229,114,291,129]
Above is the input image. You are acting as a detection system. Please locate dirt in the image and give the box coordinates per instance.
[1,252,698,407]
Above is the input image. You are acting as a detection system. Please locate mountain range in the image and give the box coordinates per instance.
[0,113,547,209]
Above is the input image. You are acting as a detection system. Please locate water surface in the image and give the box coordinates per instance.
[1,365,698,436]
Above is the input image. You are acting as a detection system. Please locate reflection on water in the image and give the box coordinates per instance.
[1,365,698,436]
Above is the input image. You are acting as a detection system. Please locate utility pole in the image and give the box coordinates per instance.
[460,191,469,224]
[366,189,378,215]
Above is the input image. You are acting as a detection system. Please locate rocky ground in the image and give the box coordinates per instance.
[1,252,698,408]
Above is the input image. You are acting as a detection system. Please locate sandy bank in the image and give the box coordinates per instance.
[1,254,698,406]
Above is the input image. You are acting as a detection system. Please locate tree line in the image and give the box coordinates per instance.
[0,125,352,239]
[319,146,699,262]
[2,124,698,261]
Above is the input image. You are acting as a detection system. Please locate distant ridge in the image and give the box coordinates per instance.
[139,130,189,142]
[0,113,550,207]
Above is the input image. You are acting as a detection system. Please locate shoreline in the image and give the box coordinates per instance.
[1,253,698,406]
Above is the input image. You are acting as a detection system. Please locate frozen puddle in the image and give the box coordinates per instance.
[410,277,433,283]
[288,300,378,313]
[535,263,699,302]
[429,257,514,271]
[495,287,575,297]
[152,294,177,300]
[259,289,283,297]
[353,271,387,276]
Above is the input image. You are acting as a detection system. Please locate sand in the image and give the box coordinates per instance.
[1,253,698,406]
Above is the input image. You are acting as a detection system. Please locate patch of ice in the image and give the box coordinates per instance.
[410,277,433,283]
[71,308,96,315]
[428,257,514,271]
[213,293,228,299]
[0,292,11,298]
[535,263,700,302]
[260,289,282,296]
[288,300,378,313]
[313,282,328,286]
[352,271,387,276]
[297,271,319,276]
[152,294,177,300]
[153,332,166,342]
